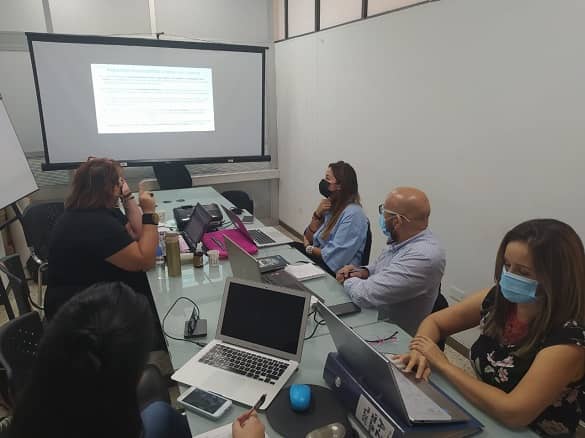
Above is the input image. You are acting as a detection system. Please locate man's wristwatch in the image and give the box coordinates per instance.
[305,245,314,255]
[142,213,159,225]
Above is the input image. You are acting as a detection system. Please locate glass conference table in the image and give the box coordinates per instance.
[145,187,535,437]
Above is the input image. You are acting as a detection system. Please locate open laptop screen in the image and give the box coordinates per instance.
[220,281,306,356]
[221,205,254,242]
[184,203,210,247]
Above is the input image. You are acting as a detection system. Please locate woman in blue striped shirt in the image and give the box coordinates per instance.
[301,161,368,275]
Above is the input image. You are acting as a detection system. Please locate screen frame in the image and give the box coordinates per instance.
[26,32,269,170]
[216,277,311,362]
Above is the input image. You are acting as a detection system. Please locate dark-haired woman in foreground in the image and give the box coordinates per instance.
[11,283,265,438]
[398,219,585,436]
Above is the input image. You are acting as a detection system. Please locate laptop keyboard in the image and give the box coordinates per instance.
[199,344,289,385]
[248,229,276,245]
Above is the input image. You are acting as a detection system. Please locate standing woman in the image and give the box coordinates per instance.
[301,161,368,275]
[45,158,159,319]
[399,219,585,436]
[88,156,143,240]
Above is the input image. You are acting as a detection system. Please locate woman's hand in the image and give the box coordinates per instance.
[232,411,265,438]
[315,199,332,217]
[121,178,132,198]
[409,335,449,371]
[390,350,432,381]
[139,191,156,214]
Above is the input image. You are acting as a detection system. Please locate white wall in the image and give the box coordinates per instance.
[0,0,46,32]
[275,0,585,299]
[0,51,44,153]
[49,0,151,35]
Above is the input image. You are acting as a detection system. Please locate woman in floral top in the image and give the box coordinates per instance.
[396,219,585,437]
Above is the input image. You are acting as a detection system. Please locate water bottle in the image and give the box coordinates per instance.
[165,232,181,277]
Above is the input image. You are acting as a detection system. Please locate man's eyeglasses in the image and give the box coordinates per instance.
[378,204,411,222]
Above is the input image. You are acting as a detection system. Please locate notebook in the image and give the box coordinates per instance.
[284,263,327,281]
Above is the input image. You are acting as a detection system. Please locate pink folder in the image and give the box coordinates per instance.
[202,229,258,259]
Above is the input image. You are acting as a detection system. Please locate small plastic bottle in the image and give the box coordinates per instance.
[155,245,164,265]
[193,242,204,268]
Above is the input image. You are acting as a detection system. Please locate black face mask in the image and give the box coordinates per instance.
[319,179,332,198]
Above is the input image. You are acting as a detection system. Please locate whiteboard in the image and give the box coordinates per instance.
[0,97,38,210]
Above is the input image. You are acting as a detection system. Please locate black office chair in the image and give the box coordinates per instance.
[0,255,33,319]
[22,202,64,290]
[360,222,372,266]
[432,287,449,351]
[221,190,254,215]
[153,164,192,190]
[0,311,43,406]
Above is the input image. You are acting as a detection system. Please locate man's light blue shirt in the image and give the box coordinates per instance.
[313,203,368,273]
[343,228,446,335]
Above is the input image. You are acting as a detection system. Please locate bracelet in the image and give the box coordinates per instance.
[305,245,314,255]
[122,195,135,203]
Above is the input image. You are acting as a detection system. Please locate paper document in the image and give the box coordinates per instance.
[284,263,326,281]
[193,422,269,438]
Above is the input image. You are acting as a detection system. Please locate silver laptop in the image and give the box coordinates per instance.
[317,302,470,425]
[221,204,292,248]
[224,235,324,304]
[172,278,311,410]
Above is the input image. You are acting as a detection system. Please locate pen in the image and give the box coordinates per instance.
[211,236,225,250]
[239,393,266,425]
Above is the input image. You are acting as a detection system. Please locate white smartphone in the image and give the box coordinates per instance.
[177,387,232,419]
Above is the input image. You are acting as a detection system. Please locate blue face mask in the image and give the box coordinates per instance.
[379,213,391,238]
[499,267,538,304]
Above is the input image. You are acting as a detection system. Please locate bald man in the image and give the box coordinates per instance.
[337,187,445,335]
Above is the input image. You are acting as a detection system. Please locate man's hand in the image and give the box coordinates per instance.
[315,199,332,217]
[336,265,368,283]
[139,191,156,214]
[336,265,370,282]
[233,411,265,438]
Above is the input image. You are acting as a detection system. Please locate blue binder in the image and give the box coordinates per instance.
[323,352,483,437]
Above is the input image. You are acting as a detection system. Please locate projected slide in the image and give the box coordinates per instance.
[90,64,215,134]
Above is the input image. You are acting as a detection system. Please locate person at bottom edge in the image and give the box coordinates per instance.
[10,282,266,438]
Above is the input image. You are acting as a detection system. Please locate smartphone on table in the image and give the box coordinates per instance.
[177,386,232,419]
